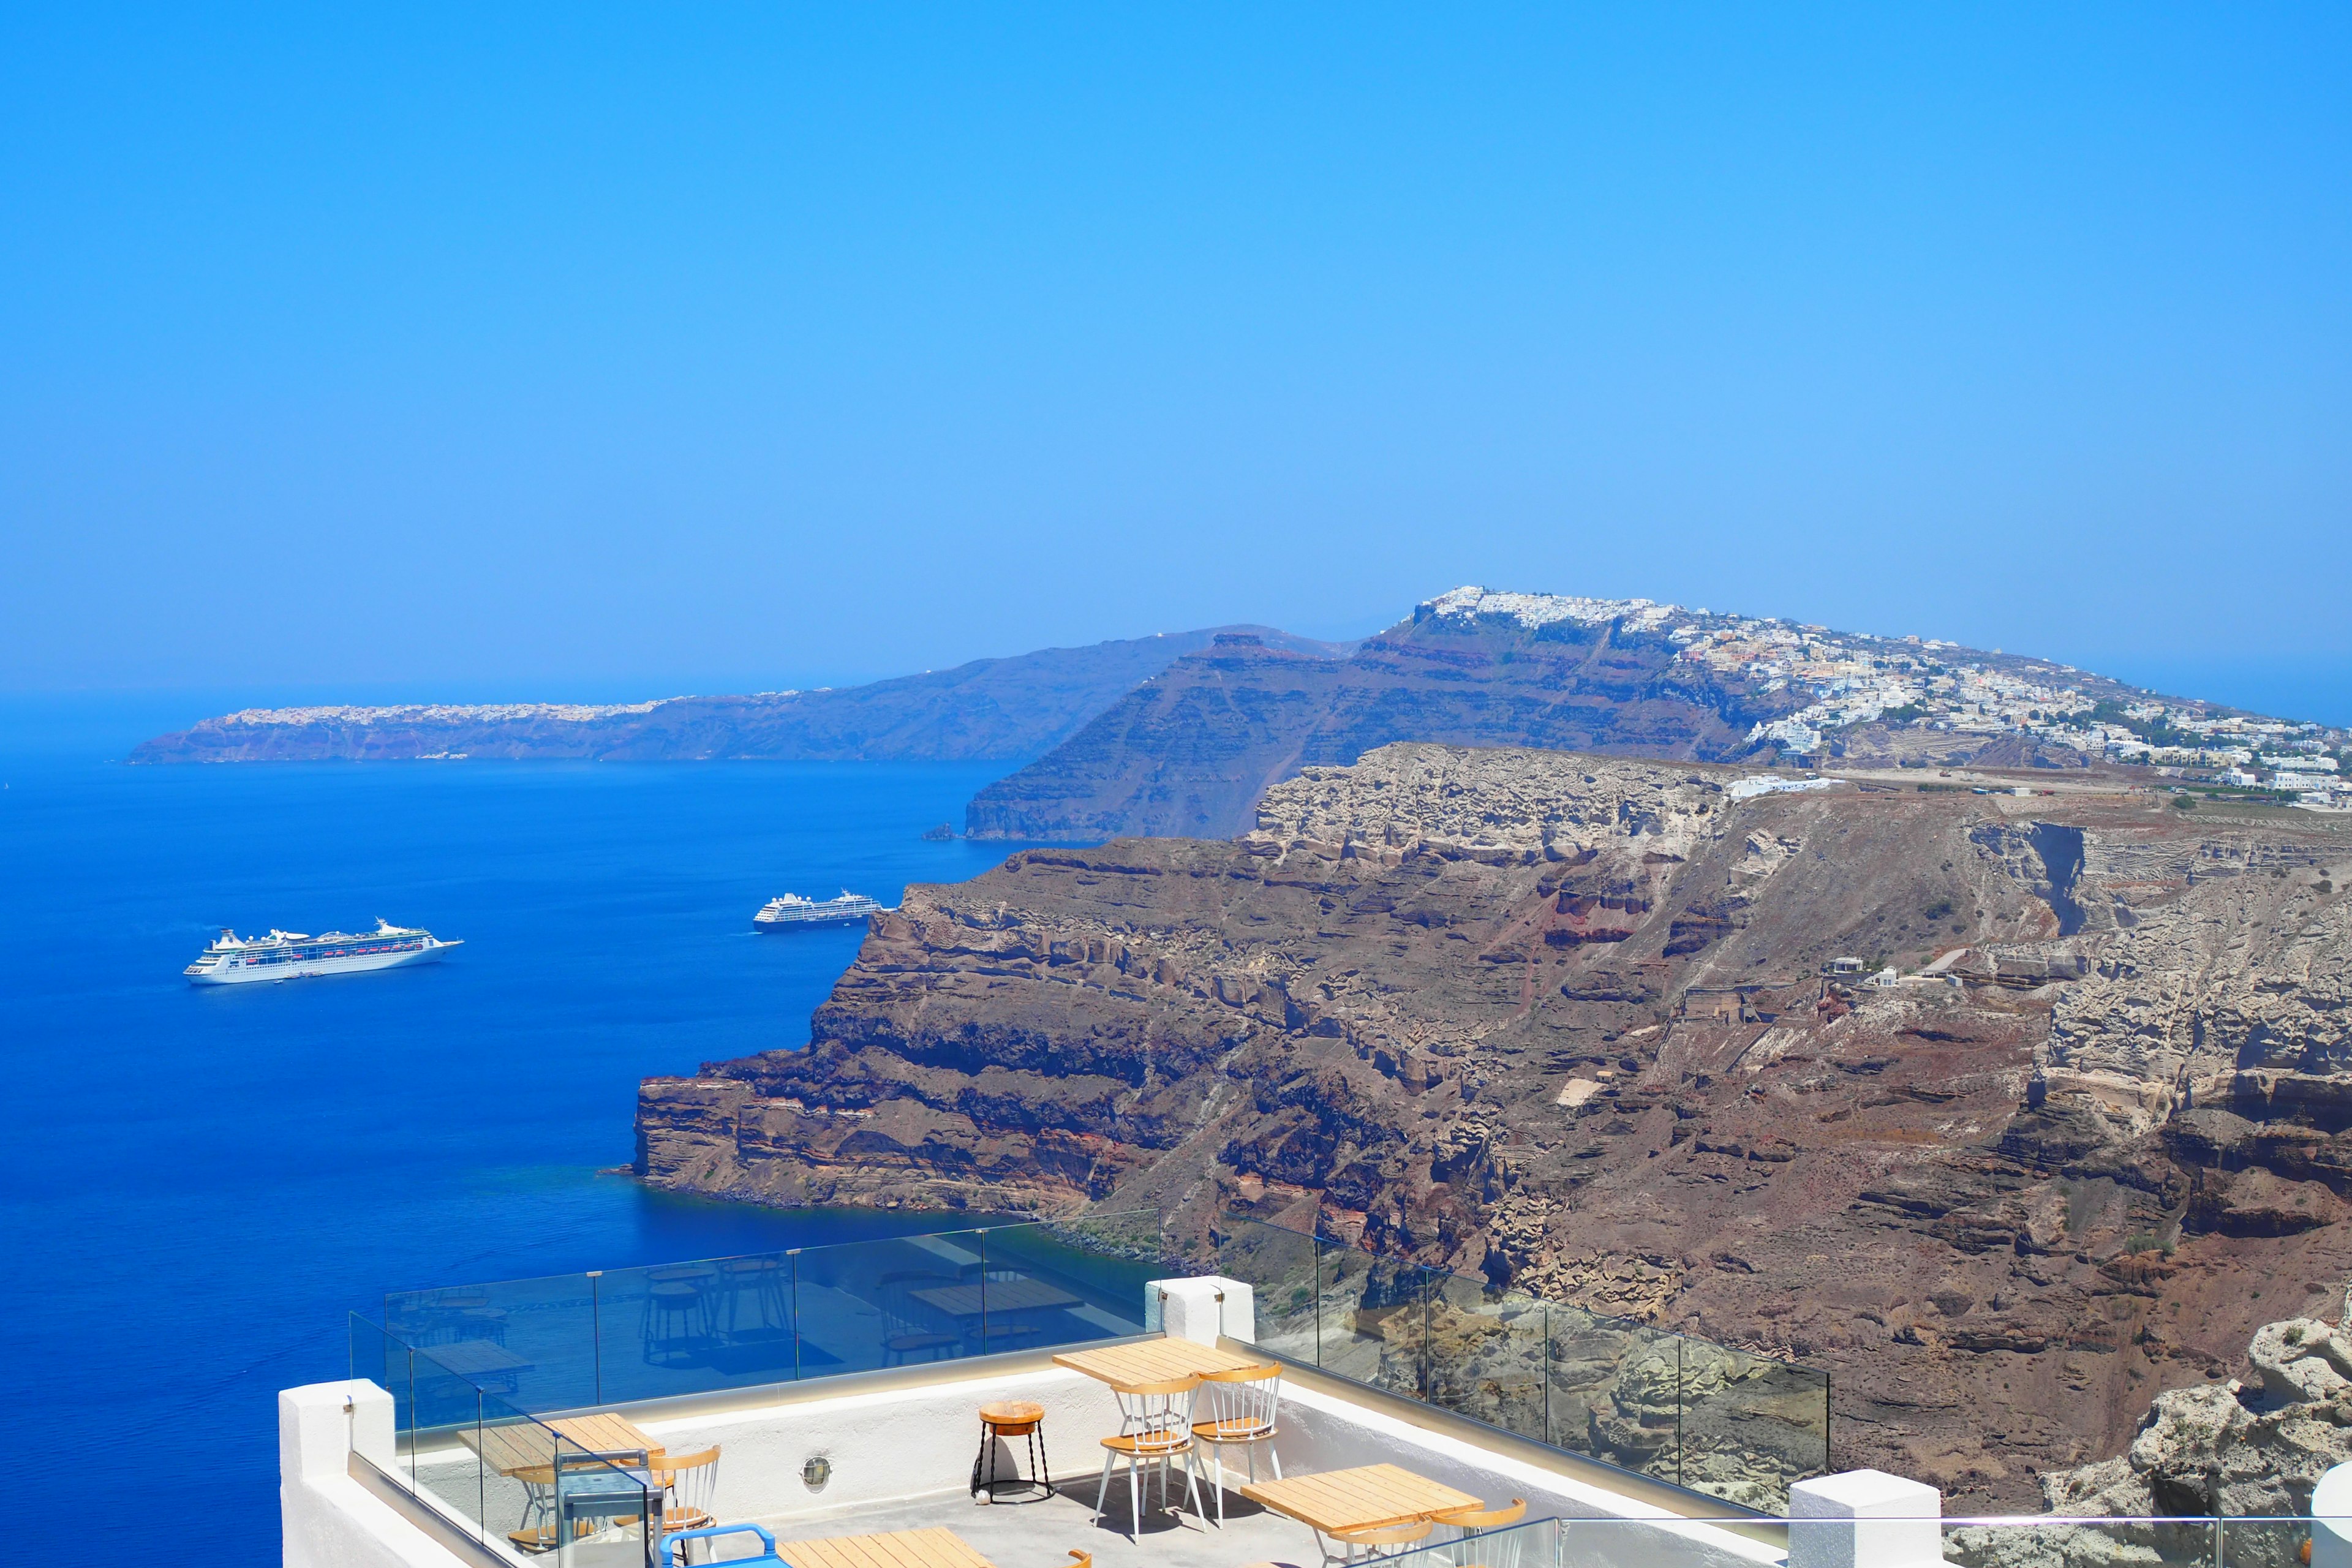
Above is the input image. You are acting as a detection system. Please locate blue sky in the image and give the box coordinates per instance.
[3,6,2348,718]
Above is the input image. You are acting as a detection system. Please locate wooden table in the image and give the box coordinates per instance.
[783,1526,993,1568]
[461,1411,664,1476]
[911,1278,1084,1317]
[1240,1462,1482,1534]
[1052,1337,1263,1392]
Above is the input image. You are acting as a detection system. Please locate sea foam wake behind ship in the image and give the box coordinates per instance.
[183,919,460,984]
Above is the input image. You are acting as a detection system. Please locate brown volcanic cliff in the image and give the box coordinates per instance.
[962,594,2108,841]
[639,744,2352,1507]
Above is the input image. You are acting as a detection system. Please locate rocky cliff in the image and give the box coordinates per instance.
[641,742,2352,1507]
[962,587,2181,840]
[128,626,1350,764]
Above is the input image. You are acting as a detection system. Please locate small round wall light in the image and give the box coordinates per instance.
[802,1455,832,1492]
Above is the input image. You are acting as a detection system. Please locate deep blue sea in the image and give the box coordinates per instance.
[0,712,1025,1558]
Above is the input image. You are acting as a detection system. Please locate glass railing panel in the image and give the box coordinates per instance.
[979,1216,1158,1354]
[595,1248,803,1404]
[551,1434,651,1568]
[407,1344,488,1544]
[1313,1237,1433,1399]
[476,1389,562,1558]
[385,1268,600,1415]
[1941,1517,2226,1568]
[1540,1300,1684,1485]
[349,1314,418,1487]
[1363,1514,1562,1568]
[1423,1272,1548,1446]
[1206,1216,1323,1363]
[1672,1341,1828,1512]
[791,1226,995,1378]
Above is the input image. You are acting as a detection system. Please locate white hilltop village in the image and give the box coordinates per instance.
[1421,586,2352,806]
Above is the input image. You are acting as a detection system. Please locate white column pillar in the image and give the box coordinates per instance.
[2313,1462,2352,1568]
[1144,1275,1257,1344]
[1789,1469,1945,1568]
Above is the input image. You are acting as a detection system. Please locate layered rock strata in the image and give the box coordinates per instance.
[640,742,2352,1507]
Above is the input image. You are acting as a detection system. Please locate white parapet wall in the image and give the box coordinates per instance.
[1788,1468,1944,1568]
[282,1379,458,1568]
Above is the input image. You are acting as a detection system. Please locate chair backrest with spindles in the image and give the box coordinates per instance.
[1111,1375,1199,1453]
[1194,1362,1283,1441]
[655,1446,720,1525]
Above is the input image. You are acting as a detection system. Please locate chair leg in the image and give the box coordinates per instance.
[1212,1447,1226,1526]
[1094,1449,1115,1523]
[1127,1457,1141,1543]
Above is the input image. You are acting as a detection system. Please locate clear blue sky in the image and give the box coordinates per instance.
[4,6,2348,717]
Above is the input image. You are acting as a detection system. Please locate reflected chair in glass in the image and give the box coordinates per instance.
[876,1270,960,1366]
[1092,1376,1204,1542]
[1321,1518,1432,1566]
[643,1276,710,1365]
[1431,1498,1528,1559]
[712,1256,788,1342]
[1188,1362,1284,1525]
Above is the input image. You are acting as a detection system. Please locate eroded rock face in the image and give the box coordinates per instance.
[638,742,2352,1507]
[2042,1318,2352,1521]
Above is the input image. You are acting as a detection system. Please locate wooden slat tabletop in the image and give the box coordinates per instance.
[461,1411,663,1476]
[1051,1337,1262,1392]
[783,1526,993,1568]
[910,1278,1083,1317]
[1240,1462,1482,1533]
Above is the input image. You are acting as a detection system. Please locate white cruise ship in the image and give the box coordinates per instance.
[183,920,461,985]
[753,891,888,931]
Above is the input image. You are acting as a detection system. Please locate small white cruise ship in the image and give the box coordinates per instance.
[753,891,888,931]
[184,920,461,985]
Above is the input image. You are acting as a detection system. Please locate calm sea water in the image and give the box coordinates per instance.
[0,728,1023,1557]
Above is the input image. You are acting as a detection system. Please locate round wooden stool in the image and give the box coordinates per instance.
[970,1400,1052,1503]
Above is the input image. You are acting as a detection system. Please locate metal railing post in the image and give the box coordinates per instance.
[787,1250,801,1381]
[1542,1302,1552,1448]
[978,1229,990,1351]
[1420,1269,1433,1401]
[1674,1336,1685,1488]
[587,1271,603,1406]
[474,1388,486,1542]
[1313,1235,1325,1368]
[404,1344,418,1491]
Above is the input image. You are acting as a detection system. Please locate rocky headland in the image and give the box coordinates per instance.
[961,587,2280,840]
[641,741,2352,1508]
[128,625,1349,764]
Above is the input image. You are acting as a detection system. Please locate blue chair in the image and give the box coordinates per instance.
[662,1523,786,1567]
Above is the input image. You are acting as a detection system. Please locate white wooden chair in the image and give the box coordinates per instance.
[1092,1376,1203,1541]
[1319,1518,1433,1566]
[1433,1498,1529,1567]
[1189,1362,1283,1525]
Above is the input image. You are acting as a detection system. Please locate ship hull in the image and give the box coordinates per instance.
[752,913,869,931]
[187,941,459,986]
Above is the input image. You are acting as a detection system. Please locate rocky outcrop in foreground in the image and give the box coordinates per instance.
[2045,1317,2352,1519]
[643,741,2352,1507]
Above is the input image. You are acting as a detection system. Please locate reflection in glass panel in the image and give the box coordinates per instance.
[1542,1302,1683,1485]
[408,1346,486,1540]
[1315,1241,1430,1400]
[1208,1218,1322,1363]
[1674,1346,1830,1512]
[1424,1272,1548,1446]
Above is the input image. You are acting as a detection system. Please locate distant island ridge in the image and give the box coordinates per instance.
[132,587,2351,840]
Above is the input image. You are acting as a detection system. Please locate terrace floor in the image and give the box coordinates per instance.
[750,1476,1329,1568]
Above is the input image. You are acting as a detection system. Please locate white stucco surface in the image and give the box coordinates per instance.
[282,1380,457,1568]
